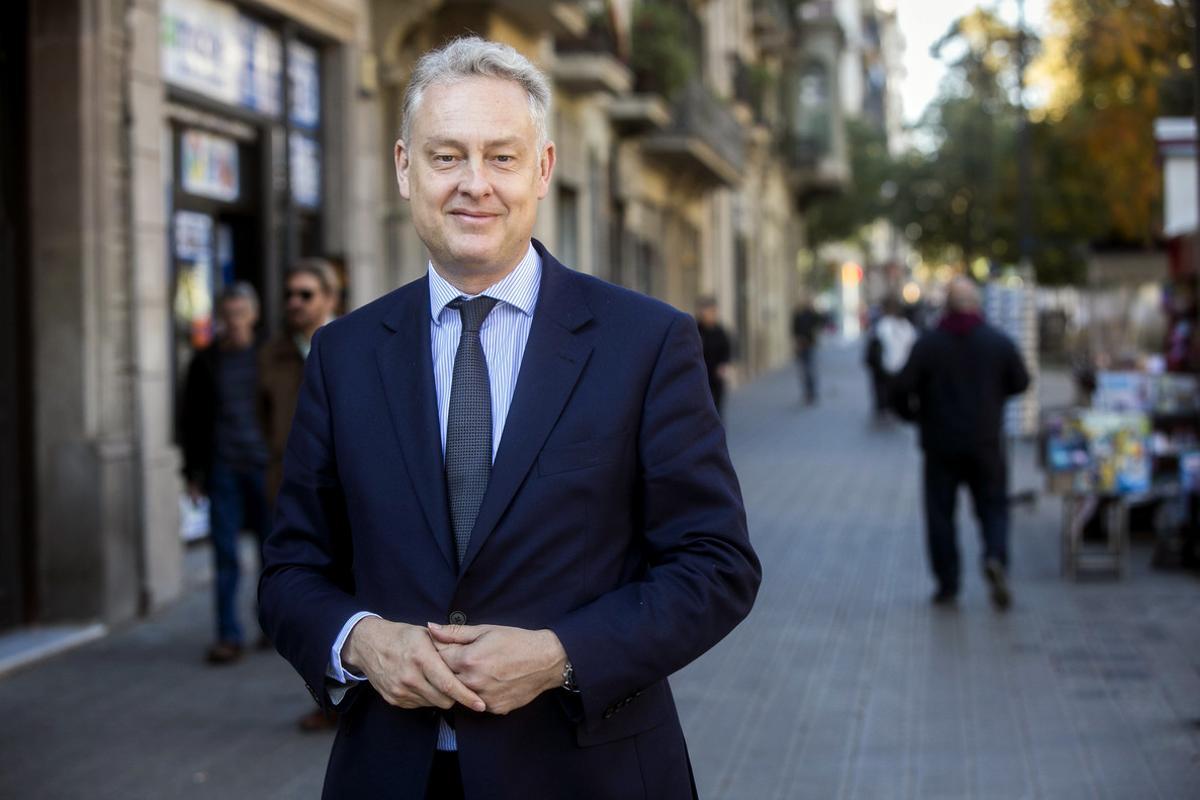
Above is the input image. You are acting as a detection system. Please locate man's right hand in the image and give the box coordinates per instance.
[342,617,487,712]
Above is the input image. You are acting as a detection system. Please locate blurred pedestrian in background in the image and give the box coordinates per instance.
[696,296,733,416]
[791,297,822,406]
[256,258,340,731]
[891,278,1030,610]
[180,282,270,664]
[866,296,917,423]
[258,259,340,505]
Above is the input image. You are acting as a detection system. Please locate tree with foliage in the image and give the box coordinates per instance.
[889,9,1025,271]
[886,1,1192,285]
[1034,0,1193,244]
[804,117,896,251]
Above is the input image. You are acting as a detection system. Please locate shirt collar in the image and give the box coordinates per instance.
[428,242,541,325]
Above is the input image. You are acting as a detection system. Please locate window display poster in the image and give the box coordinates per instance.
[182,129,240,202]
[162,0,282,117]
[162,0,241,106]
[237,14,282,116]
[1095,371,1153,413]
[1181,451,1200,492]
[289,39,321,130]
[173,210,214,349]
[1079,411,1152,494]
[290,132,321,208]
[1155,374,1200,414]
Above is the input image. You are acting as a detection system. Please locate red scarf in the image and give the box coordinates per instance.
[938,310,983,336]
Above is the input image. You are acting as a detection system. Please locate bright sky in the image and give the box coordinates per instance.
[895,0,1050,124]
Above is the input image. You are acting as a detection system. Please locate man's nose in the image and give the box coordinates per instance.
[457,158,492,197]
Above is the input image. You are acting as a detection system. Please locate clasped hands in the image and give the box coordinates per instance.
[342,617,568,715]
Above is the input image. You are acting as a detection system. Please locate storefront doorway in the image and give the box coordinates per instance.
[168,124,265,412]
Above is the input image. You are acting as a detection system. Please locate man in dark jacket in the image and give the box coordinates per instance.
[891,278,1030,609]
[696,296,733,415]
[180,282,270,662]
[791,298,823,405]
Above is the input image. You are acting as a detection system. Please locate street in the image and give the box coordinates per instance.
[2,344,1199,799]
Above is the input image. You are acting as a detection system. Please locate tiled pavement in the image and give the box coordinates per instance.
[2,344,1199,799]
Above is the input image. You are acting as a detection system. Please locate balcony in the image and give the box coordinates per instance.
[781,132,850,198]
[553,6,631,95]
[552,52,632,95]
[442,0,587,37]
[606,94,671,134]
[641,81,746,187]
[752,0,793,53]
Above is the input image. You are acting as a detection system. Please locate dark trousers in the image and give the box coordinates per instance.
[208,459,269,644]
[870,368,890,414]
[426,751,464,799]
[708,377,726,417]
[923,448,1009,593]
[797,348,818,403]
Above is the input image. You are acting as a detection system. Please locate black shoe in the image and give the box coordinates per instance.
[931,588,958,606]
[205,641,243,665]
[298,708,339,733]
[984,559,1011,610]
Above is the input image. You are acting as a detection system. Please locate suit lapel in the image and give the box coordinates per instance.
[458,250,594,575]
[376,278,456,571]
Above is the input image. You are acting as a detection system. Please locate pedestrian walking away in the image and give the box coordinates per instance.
[867,296,917,422]
[890,277,1030,609]
[791,298,823,405]
[257,37,761,800]
[696,295,734,416]
[180,282,271,665]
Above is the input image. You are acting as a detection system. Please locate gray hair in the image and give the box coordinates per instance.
[946,277,982,313]
[286,258,341,296]
[401,36,552,148]
[218,281,260,314]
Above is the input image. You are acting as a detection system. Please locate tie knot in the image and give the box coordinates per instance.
[451,296,499,333]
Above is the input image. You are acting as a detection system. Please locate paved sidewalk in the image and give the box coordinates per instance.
[2,343,1199,799]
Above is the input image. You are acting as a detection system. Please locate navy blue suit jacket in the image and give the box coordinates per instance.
[259,241,760,799]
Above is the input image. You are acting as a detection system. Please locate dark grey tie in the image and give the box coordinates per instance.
[445,296,499,565]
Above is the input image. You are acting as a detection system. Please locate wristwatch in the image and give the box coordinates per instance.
[561,660,579,693]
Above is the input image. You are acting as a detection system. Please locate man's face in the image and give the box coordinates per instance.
[699,305,718,326]
[284,273,330,333]
[219,296,257,348]
[395,76,555,278]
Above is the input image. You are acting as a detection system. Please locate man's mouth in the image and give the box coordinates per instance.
[449,210,499,221]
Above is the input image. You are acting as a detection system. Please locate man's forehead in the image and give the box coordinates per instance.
[413,77,536,137]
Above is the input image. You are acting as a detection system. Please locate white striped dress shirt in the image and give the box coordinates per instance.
[327,242,542,753]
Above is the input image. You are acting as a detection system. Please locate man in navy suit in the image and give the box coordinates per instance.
[259,36,760,799]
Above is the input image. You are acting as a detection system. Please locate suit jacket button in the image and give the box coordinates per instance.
[448,611,467,626]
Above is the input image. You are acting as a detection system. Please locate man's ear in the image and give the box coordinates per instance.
[536,141,556,200]
[395,139,411,200]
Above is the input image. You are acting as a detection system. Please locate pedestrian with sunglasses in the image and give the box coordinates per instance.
[258,260,341,507]
[259,259,342,730]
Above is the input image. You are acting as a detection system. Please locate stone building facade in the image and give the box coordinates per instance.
[1,0,843,634]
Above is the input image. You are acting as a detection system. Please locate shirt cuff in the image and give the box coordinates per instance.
[327,611,379,685]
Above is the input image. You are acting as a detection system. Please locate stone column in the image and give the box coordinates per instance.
[29,0,181,625]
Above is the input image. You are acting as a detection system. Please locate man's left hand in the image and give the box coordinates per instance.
[427,623,567,715]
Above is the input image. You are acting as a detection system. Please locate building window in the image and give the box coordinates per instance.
[793,61,831,161]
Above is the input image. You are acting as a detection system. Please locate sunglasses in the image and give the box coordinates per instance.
[286,289,316,302]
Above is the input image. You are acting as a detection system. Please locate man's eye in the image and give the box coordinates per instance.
[433,154,456,164]
[494,155,514,164]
